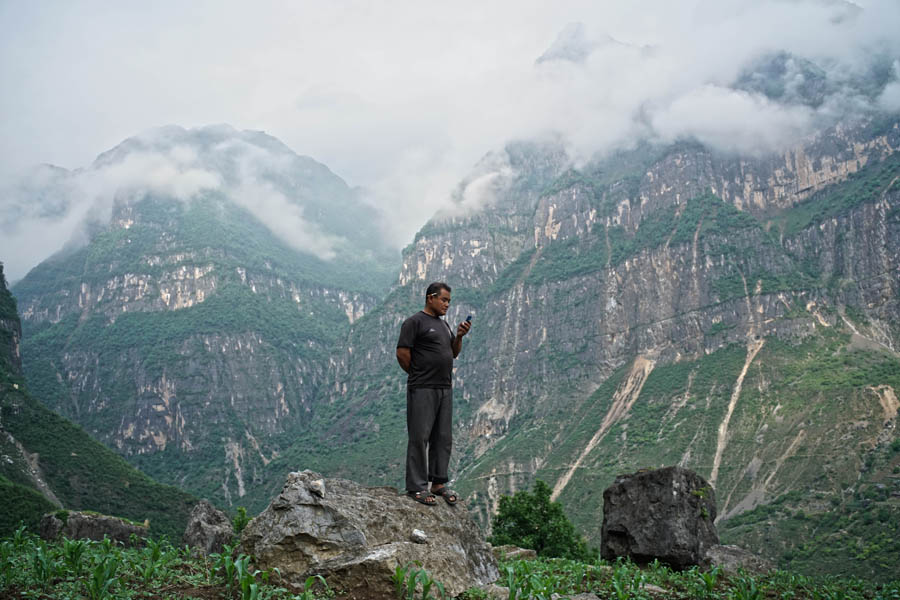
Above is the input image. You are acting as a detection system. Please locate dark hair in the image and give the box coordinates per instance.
[425,281,451,298]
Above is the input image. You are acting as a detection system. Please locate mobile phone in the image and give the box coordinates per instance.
[465,315,473,322]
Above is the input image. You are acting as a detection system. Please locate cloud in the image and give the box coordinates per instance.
[649,85,815,155]
[2,0,900,278]
[0,128,351,279]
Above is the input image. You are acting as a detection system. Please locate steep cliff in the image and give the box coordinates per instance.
[0,263,197,538]
[12,125,398,506]
[276,117,900,580]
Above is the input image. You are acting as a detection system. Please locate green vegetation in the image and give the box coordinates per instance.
[0,527,333,600]
[489,480,594,562]
[459,555,900,600]
[8,527,898,599]
[0,476,58,534]
[777,151,900,237]
[1,270,197,540]
[0,382,197,539]
[524,192,769,286]
[392,561,448,600]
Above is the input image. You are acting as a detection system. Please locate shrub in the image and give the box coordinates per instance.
[489,480,594,561]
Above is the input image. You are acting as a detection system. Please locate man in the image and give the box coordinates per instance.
[396,281,471,505]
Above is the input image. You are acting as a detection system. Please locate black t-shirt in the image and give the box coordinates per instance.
[397,311,455,389]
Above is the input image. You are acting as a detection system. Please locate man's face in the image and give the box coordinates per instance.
[427,289,451,316]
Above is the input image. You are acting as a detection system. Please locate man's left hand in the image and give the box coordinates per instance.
[456,320,471,337]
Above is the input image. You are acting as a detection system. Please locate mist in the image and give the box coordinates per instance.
[2,0,899,280]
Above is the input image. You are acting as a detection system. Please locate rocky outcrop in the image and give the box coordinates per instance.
[704,544,775,575]
[241,470,498,599]
[39,510,148,546]
[183,499,234,555]
[600,467,718,569]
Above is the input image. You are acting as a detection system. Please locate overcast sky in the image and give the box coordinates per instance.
[2,0,899,281]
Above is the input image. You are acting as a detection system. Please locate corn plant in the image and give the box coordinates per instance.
[12,525,30,550]
[62,537,89,579]
[392,560,446,600]
[610,563,645,600]
[393,561,420,599]
[235,554,261,600]
[0,540,14,589]
[693,565,722,597]
[730,574,763,600]
[30,540,58,590]
[295,574,329,600]
[216,550,238,597]
[83,554,119,600]
[502,563,522,600]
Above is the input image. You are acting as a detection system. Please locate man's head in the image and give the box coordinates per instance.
[424,282,451,317]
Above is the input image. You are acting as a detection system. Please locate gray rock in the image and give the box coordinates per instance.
[478,583,511,600]
[308,479,326,498]
[704,544,774,575]
[410,528,428,544]
[241,470,498,599]
[601,466,718,569]
[183,499,234,556]
[39,510,147,546]
[492,544,538,561]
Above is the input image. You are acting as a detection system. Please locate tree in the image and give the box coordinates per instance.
[488,479,594,561]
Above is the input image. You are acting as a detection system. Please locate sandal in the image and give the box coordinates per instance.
[408,491,437,506]
[432,487,459,505]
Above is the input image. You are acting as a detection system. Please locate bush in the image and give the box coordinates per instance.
[489,480,594,561]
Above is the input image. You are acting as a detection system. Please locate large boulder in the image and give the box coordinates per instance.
[39,510,148,546]
[601,466,718,569]
[183,499,234,556]
[241,470,499,599]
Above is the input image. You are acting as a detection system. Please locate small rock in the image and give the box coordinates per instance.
[308,479,326,498]
[645,584,667,594]
[411,529,428,544]
[492,544,538,560]
[183,499,234,556]
[704,544,774,576]
[477,583,510,600]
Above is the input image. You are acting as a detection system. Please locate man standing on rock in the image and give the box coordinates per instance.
[396,282,471,506]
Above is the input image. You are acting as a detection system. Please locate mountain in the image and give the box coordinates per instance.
[9,117,900,579]
[269,116,900,581]
[0,262,197,539]
[11,125,399,506]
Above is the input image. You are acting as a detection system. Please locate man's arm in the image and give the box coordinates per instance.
[396,347,411,373]
[452,320,471,358]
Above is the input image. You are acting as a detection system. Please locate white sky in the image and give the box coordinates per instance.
[1,0,899,281]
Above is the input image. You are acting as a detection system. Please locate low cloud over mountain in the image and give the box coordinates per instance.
[0,125,385,281]
[1,0,899,277]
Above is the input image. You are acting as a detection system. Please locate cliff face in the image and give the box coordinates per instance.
[289,117,900,580]
[12,126,398,505]
[0,263,197,538]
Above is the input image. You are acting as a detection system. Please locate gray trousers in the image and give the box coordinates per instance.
[406,387,452,492]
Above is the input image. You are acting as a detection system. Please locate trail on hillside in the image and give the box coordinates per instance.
[709,338,764,488]
[550,356,655,501]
